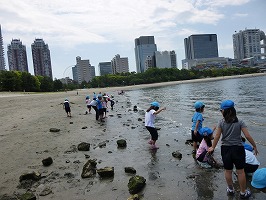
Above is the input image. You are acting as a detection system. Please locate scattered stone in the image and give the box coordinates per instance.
[108,151,112,154]
[49,128,60,132]
[187,174,199,179]
[70,122,73,124]
[137,118,142,121]
[78,142,90,151]
[81,159,97,178]
[66,160,70,163]
[174,139,178,142]
[133,105,138,112]
[125,167,136,174]
[73,160,80,164]
[20,192,36,200]
[166,144,170,147]
[172,151,182,159]
[98,141,107,148]
[131,126,136,129]
[117,139,127,148]
[19,172,41,182]
[85,154,90,159]
[64,172,75,179]
[128,175,146,194]
[81,126,88,129]
[39,187,52,196]
[185,139,193,146]
[97,167,114,178]
[127,194,140,200]
[42,157,53,166]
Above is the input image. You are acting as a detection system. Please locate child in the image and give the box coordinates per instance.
[102,96,108,118]
[196,127,217,167]
[96,95,104,122]
[145,101,166,149]
[89,97,99,120]
[85,96,91,114]
[191,101,205,156]
[63,98,71,117]
[208,100,258,199]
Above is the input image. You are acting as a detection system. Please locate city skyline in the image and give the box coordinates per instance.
[0,0,265,79]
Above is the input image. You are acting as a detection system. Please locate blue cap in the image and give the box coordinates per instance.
[198,127,213,136]
[65,98,68,101]
[251,168,266,189]
[151,102,160,107]
[86,95,90,99]
[220,100,234,110]
[194,101,205,109]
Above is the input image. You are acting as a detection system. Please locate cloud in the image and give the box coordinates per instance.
[233,13,249,17]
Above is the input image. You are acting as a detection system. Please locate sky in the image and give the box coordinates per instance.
[0,0,265,79]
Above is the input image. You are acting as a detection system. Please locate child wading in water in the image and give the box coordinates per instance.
[85,96,91,114]
[208,100,258,199]
[63,98,71,117]
[145,102,166,149]
[191,101,205,156]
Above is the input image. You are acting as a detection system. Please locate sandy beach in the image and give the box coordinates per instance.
[0,73,265,200]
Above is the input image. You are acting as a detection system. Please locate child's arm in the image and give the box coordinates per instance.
[154,107,166,115]
[208,127,222,153]
[242,127,258,155]
[194,120,200,135]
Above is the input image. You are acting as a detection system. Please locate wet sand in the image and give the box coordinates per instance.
[0,73,265,200]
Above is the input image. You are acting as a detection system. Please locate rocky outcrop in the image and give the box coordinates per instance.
[117,139,127,148]
[78,142,90,151]
[125,167,136,174]
[172,151,182,159]
[49,128,60,132]
[128,175,146,194]
[42,157,53,166]
[19,172,41,182]
[81,159,97,178]
[97,167,114,178]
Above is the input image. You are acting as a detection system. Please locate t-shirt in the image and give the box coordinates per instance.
[89,100,97,106]
[196,139,209,162]
[191,112,203,131]
[145,109,156,127]
[85,99,91,105]
[218,119,246,146]
[245,149,260,166]
[64,101,70,108]
[96,99,103,109]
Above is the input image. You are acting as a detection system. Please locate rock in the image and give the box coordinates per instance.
[39,187,52,196]
[49,128,60,132]
[69,122,73,124]
[20,192,36,200]
[185,139,193,146]
[117,139,127,148]
[19,172,41,182]
[81,159,97,178]
[85,154,90,159]
[125,167,136,174]
[127,194,140,200]
[78,142,90,151]
[137,118,142,121]
[64,145,78,154]
[128,175,146,194]
[81,126,88,129]
[172,151,182,159]
[42,157,53,166]
[133,105,138,112]
[98,141,106,148]
[97,167,114,178]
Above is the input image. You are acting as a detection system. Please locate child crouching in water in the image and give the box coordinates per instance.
[145,101,166,149]
[196,127,218,168]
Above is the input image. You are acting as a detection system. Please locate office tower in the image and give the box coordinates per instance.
[99,62,112,76]
[184,34,219,59]
[31,39,53,79]
[7,39,28,72]
[233,29,266,60]
[135,36,157,73]
[0,25,5,70]
[75,56,95,84]
[111,54,129,74]
[72,65,78,82]
[155,50,177,69]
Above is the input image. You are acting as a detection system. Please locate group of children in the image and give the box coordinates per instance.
[145,99,261,199]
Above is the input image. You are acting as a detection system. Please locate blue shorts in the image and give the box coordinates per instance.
[221,145,245,170]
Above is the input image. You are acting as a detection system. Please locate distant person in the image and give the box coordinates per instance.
[244,149,260,174]
[251,168,266,189]
[89,97,98,120]
[191,101,205,157]
[102,95,108,118]
[145,102,166,149]
[93,92,97,99]
[110,95,115,110]
[85,96,91,114]
[208,100,258,199]
[96,95,104,122]
[63,98,71,117]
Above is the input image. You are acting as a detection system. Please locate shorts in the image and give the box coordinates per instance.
[99,108,104,115]
[221,145,245,170]
[191,130,203,143]
[146,126,158,141]
[87,105,91,109]
[65,107,71,113]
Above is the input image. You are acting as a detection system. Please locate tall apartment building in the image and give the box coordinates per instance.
[184,34,219,59]
[233,29,266,60]
[7,39,28,72]
[31,39,53,79]
[135,36,157,73]
[0,25,5,70]
[111,54,129,74]
[72,65,78,83]
[75,56,95,84]
[155,50,177,69]
[99,62,112,76]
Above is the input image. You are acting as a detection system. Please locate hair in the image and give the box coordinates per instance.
[223,107,238,123]
[196,105,205,112]
[146,106,159,112]
[204,135,212,147]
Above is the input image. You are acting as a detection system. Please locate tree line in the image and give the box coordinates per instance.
[0,67,260,92]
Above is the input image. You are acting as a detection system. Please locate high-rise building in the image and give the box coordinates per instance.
[155,50,177,69]
[75,56,95,84]
[111,54,129,74]
[0,25,5,70]
[135,36,157,73]
[184,34,219,59]
[7,39,28,72]
[233,29,266,60]
[99,62,112,76]
[31,39,53,79]
[72,65,78,83]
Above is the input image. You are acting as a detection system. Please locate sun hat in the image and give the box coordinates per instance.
[194,101,205,109]
[198,127,213,136]
[251,168,266,189]
[65,98,68,101]
[220,100,234,110]
[151,102,160,107]
[86,95,90,99]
